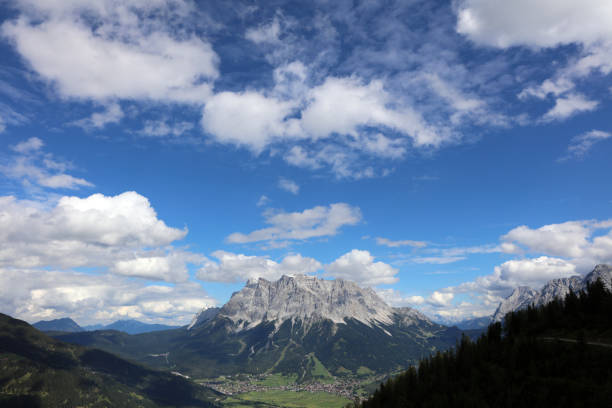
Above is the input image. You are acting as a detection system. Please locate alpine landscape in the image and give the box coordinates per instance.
[1,0,612,407]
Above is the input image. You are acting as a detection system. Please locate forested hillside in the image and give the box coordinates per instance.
[358,279,612,408]
[0,314,220,408]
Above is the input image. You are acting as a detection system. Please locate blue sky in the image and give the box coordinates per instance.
[0,0,611,325]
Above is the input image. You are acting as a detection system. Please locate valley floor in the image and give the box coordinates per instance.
[198,373,387,407]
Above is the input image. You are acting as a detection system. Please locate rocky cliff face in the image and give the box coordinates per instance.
[214,275,396,331]
[492,286,539,322]
[493,264,612,322]
[188,274,434,333]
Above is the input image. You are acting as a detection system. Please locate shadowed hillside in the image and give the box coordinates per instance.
[357,279,612,408]
[0,313,220,408]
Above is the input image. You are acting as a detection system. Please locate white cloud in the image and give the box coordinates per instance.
[301,77,443,147]
[139,119,194,138]
[502,221,593,258]
[456,0,612,49]
[376,237,427,248]
[257,195,271,207]
[197,251,321,283]
[245,16,281,44]
[356,133,406,159]
[375,288,425,307]
[541,93,598,121]
[426,218,612,321]
[227,203,361,244]
[2,137,94,190]
[559,129,611,161]
[201,91,296,153]
[494,257,577,286]
[325,249,398,286]
[0,192,195,283]
[2,1,218,104]
[111,251,204,283]
[0,267,216,326]
[429,291,454,307]
[278,178,299,194]
[72,102,124,129]
[413,256,466,264]
[457,1,612,122]
[12,136,43,153]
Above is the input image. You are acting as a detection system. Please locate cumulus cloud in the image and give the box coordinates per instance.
[2,137,93,190]
[201,91,297,153]
[301,77,443,147]
[226,203,361,244]
[457,1,612,122]
[0,267,216,326]
[197,251,321,283]
[375,288,425,307]
[456,0,612,49]
[278,178,299,194]
[0,192,198,283]
[559,129,611,161]
[502,221,594,259]
[2,1,218,104]
[425,218,612,321]
[325,249,398,286]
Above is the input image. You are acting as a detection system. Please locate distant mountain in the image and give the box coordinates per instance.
[33,317,83,332]
[54,275,462,379]
[0,313,219,407]
[84,319,180,334]
[493,264,612,322]
[455,316,492,330]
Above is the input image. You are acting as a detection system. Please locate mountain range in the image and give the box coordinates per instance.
[491,264,612,322]
[52,275,462,379]
[33,317,179,335]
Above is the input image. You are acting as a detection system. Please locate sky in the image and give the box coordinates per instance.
[0,0,611,326]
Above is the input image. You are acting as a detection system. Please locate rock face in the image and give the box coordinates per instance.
[492,287,539,322]
[188,307,220,330]
[195,275,397,331]
[493,264,612,322]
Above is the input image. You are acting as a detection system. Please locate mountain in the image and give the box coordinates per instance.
[0,313,219,407]
[492,286,540,322]
[32,317,83,333]
[53,275,462,380]
[455,316,492,330]
[358,278,612,408]
[188,307,220,330]
[493,264,612,322]
[83,319,180,334]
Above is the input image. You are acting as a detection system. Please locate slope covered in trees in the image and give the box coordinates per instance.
[358,279,612,408]
[0,313,220,408]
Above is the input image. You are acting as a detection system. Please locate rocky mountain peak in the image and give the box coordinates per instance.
[215,274,395,331]
[492,286,539,322]
[584,264,612,290]
[493,264,612,322]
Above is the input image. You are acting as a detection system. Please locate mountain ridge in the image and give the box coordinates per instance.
[493,264,612,321]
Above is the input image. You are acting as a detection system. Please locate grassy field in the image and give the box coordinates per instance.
[257,373,299,386]
[223,390,351,408]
